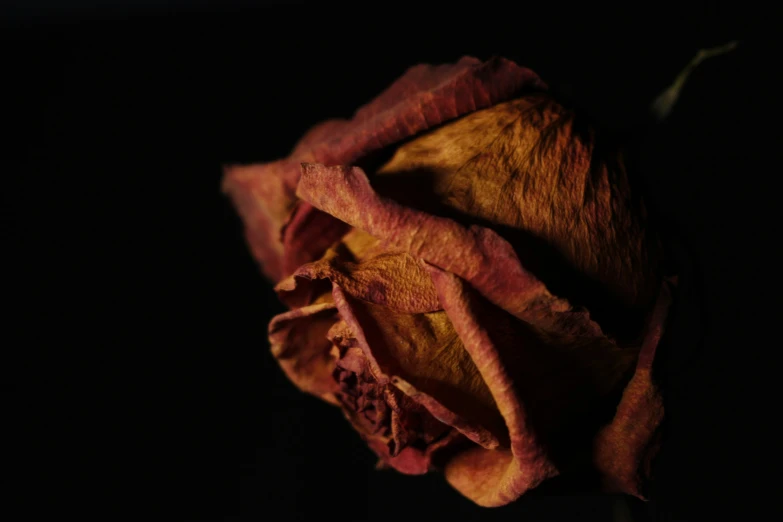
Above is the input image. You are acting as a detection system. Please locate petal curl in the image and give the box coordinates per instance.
[297,163,603,338]
[224,57,545,282]
[426,264,657,505]
[594,277,676,499]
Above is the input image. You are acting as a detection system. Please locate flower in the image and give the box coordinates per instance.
[223,56,675,507]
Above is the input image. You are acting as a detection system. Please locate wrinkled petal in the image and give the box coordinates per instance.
[330,285,507,452]
[328,317,465,475]
[275,238,440,313]
[594,277,676,499]
[425,266,556,506]
[297,163,603,338]
[268,301,340,404]
[427,265,640,505]
[291,57,546,167]
[376,95,661,338]
[224,57,546,282]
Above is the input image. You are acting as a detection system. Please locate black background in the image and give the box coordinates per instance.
[3,4,771,521]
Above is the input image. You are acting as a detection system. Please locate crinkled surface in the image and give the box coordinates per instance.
[222,57,545,282]
[594,277,676,499]
[330,286,507,451]
[376,95,661,338]
[297,163,604,339]
[228,56,673,508]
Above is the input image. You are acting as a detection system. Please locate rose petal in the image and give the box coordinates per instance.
[425,266,556,506]
[221,162,299,282]
[376,95,661,338]
[426,264,642,506]
[275,238,441,313]
[225,57,546,281]
[297,163,604,338]
[280,202,352,278]
[330,285,507,451]
[292,56,546,167]
[594,277,676,499]
[268,300,340,404]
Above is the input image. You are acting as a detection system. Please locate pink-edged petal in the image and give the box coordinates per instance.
[594,277,676,499]
[268,301,340,404]
[296,57,546,167]
[224,57,545,281]
[297,163,603,337]
[426,264,641,506]
[221,162,300,281]
[330,285,507,451]
[425,266,557,506]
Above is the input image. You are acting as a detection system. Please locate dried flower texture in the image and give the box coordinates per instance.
[224,56,674,507]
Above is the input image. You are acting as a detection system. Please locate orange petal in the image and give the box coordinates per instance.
[275,241,440,314]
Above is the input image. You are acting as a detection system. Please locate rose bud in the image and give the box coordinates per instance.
[223,56,676,507]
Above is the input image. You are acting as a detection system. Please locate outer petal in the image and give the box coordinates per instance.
[330,285,508,451]
[268,300,340,404]
[297,163,603,338]
[224,57,546,282]
[221,162,299,282]
[594,277,676,498]
[426,265,638,506]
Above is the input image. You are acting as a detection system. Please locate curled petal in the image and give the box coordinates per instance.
[222,162,299,282]
[594,277,676,498]
[297,163,603,338]
[268,301,340,404]
[225,57,545,281]
[427,263,656,505]
[426,266,557,506]
[292,57,546,167]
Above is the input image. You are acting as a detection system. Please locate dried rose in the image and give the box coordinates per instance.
[223,57,675,507]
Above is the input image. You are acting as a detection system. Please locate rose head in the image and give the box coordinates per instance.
[223,57,675,507]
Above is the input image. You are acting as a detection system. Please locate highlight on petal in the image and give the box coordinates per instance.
[268,299,340,404]
[296,163,603,338]
[275,231,441,314]
[223,57,546,282]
